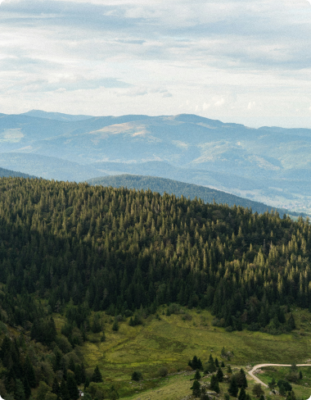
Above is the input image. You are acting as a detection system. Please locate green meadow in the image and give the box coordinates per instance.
[53,307,311,399]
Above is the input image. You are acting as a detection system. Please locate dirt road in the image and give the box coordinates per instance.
[248,364,311,388]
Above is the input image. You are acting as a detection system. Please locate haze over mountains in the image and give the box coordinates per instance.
[0,110,310,213]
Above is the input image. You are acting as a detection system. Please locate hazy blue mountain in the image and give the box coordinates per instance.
[0,153,103,182]
[1,111,311,213]
[88,174,303,217]
[0,166,35,179]
[21,110,93,122]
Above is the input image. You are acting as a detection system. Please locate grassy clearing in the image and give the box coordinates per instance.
[76,307,311,398]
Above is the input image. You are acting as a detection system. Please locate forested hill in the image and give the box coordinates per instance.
[0,177,309,335]
[0,167,35,179]
[88,174,299,218]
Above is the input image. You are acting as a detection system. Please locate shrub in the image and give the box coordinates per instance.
[157,367,168,377]
[131,371,142,381]
[112,321,119,331]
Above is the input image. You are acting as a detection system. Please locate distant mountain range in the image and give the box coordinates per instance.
[88,174,303,217]
[0,110,310,213]
[0,166,35,179]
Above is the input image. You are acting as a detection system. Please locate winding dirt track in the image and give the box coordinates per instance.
[248,364,311,388]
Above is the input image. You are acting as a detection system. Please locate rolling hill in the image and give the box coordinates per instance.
[1,111,311,213]
[87,174,301,217]
[0,166,35,179]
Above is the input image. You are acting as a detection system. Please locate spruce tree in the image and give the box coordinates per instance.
[210,375,220,393]
[52,378,60,396]
[60,378,70,400]
[67,376,79,400]
[14,379,25,400]
[23,378,31,400]
[191,380,201,398]
[217,367,224,382]
[91,366,103,383]
[194,370,201,380]
[24,356,36,388]
[238,387,246,400]
[229,376,239,397]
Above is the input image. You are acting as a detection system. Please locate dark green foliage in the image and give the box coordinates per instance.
[14,379,25,400]
[112,320,119,332]
[23,378,31,400]
[109,385,119,400]
[205,355,216,373]
[229,376,239,397]
[238,387,246,400]
[67,376,79,400]
[191,380,201,398]
[60,378,70,400]
[235,369,247,388]
[131,371,142,382]
[286,391,296,400]
[129,314,142,327]
[278,380,292,392]
[88,175,293,217]
[91,366,103,383]
[91,313,102,333]
[189,356,203,371]
[288,314,296,330]
[252,384,264,398]
[215,358,219,368]
[221,361,225,368]
[268,378,276,390]
[216,367,224,382]
[210,375,220,393]
[194,370,201,380]
[24,356,36,388]
[0,177,309,336]
[299,371,303,380]
[52,378,60,396]
[31,318,57,345]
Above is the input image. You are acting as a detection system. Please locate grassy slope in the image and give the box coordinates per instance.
[87,174,305,218]
[259,366,311,400]
[53,307,311,399]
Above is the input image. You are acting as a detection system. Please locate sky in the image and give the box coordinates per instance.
[1,0,311,127]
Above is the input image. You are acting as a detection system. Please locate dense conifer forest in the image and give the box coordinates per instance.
[0,177,309,336]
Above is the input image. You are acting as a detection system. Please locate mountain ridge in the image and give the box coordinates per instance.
[1,111,311,213]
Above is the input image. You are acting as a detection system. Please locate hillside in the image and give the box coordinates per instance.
[0,177,308,332]
[1,112,311,212]
[0,166,35,179]
[88,174,302,218]
[0,177,310,399]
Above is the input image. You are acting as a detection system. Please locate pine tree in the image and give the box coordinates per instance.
[23,378,31,400]
[52,378,60,396]
[229,376,239,397]
[191,380,201,398]
[210,375,220,393]
[60,378,70,400]
[81,363,86,384]
[14,379,25,400]
[194,370,201,380]
[67,376,79,400]
[91,366,103,383]
[238,387,246,400]
[288,314,296,330]
[24,356,36,388]
[217,367,224,382]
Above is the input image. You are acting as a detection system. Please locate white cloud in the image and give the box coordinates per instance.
[0,0,311,127]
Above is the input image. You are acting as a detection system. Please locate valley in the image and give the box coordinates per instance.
[1,111,311,213]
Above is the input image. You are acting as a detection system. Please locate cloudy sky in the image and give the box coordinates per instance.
[1,0,311,127]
